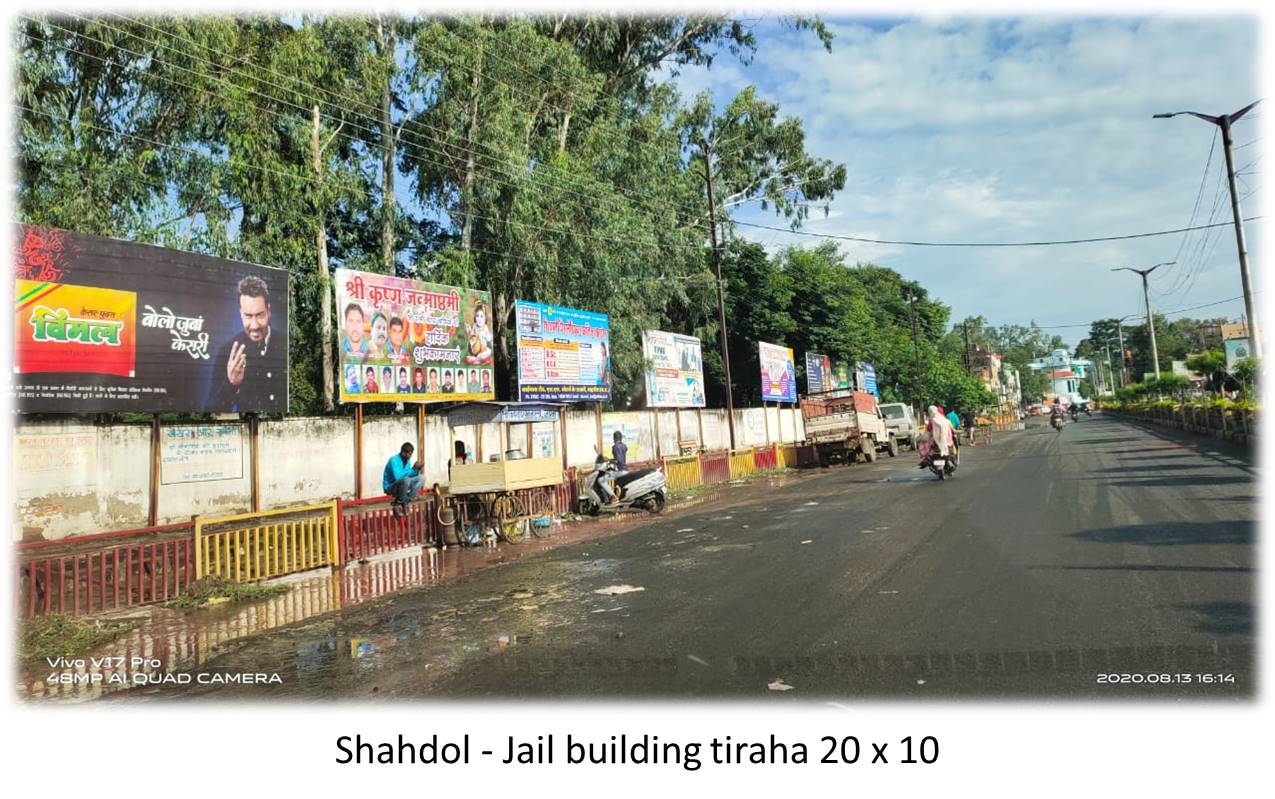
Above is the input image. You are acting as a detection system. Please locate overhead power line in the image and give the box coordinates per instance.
[1027,292,1252,330]
[734,217,1263,248]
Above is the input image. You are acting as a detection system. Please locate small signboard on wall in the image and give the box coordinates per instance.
[160,424,245,484]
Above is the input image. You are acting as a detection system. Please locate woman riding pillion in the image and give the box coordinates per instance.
[917,405,956,468]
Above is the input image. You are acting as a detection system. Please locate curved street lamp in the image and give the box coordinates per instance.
[1153,100,1261,360]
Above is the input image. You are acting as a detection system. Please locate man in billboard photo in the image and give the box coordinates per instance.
[368,311,389,360]
[386,316,410,364]
[468,368,480,393]
[427,367,440,393]
[344,364,361,394]
[341,302,368,362]
[412,367,427,394]
[380,365,393,394]
[481,369,491,394]
[442,369,455,393]
[211,275,285,412]
[397,367,411,392]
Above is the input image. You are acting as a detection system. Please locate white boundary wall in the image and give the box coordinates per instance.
[12,405,807,542]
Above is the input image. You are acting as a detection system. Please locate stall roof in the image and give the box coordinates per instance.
[439,401,566,427]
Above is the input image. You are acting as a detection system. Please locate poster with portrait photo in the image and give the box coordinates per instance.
[12,224,288,413]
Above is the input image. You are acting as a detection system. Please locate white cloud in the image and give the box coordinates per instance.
[674,15,1261,343]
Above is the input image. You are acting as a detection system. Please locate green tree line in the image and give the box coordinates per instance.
[16,12,1001,417]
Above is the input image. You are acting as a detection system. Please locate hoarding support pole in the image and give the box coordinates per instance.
[792,402,799,443]
[559,408,569,470]
[476,424,484,464]
[763,402,772,445]
[675,409,683,452]
[416,404,426,464]
[595,402,603,454]
[354,404,364,499]
[249,413,261,513]
[654,410,662,461]
[697,408,705,449]
[524,422,532,456]
[148,413,161,527]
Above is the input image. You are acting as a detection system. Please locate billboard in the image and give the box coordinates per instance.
[805,352,854,394]
[12,224,288,413]
[857,361,879,396]
[1224,337,1253,371]
[515,301,611,402]
[805,352,831,393]
[642,329,705,408]
[759,340,797,403]
[335,268,494,403]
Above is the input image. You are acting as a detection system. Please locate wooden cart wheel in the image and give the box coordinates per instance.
[492,493,526,544]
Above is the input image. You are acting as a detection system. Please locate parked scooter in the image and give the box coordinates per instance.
[578,452,668,515]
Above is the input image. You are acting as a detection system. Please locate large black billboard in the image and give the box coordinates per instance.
[12,225,289,413]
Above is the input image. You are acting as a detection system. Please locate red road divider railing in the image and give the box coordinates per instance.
[338,494,439,563]
[700,450,731,484]
[16,522,195,618]
[17,448,797,618]
[753,444,780,471]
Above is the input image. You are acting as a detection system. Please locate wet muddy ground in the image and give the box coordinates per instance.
[24,417,1256,701]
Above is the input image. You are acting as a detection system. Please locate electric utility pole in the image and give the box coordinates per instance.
[1113,263,1174,380]
[699,136,736,449]
[1154,100,1261,359]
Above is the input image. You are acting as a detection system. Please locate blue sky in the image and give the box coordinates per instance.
[669,14,1262,345]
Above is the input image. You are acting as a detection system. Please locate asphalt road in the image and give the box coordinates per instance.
[143,414,1256,700]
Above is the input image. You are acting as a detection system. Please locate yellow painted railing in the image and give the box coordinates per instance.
[662,455,702,492]
[728,449,757,479]
[194,501,338,582]
[777,443,799,469]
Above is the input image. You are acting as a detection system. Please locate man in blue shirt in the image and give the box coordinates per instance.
[383,442,423,516]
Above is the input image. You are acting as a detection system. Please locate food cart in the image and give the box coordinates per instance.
[435,401,567,544]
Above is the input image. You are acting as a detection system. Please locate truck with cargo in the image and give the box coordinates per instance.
[799,388,896,467]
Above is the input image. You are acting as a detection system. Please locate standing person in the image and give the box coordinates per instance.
[211,275,285,411]
[383,442,423,516]
[962,410,977,446]
[947,407,962,434]
[611,429,628,473]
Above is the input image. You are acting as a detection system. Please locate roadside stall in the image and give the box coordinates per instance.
[435,401,568,545]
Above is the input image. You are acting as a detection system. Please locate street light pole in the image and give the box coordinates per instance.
[1154,100,1261,359]
[1114,314,1135,387]
[1113,263,1174,380]
[906,288,922,405]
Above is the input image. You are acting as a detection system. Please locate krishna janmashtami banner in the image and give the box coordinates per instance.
[335,268,495,403]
